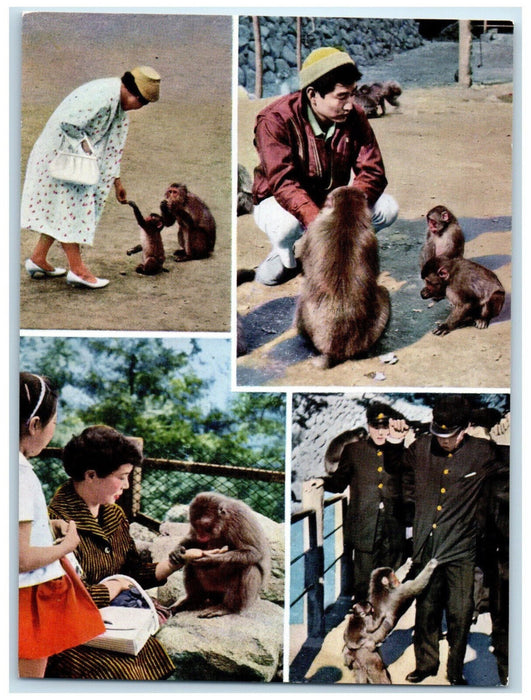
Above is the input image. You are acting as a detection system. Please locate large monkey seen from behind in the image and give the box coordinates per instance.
[169,492,271,618]
[160,183,216,261]
[419,205,465,269]
[295,186,390,368]
[421,256,505,335]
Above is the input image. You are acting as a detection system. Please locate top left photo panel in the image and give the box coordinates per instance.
[19,12,233,332]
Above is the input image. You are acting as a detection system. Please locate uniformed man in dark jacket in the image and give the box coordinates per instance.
[322,401,408,602]
[389,395,503,685]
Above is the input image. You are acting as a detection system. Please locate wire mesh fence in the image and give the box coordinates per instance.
[35,448,285,526]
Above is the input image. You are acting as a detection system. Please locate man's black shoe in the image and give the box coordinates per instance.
[405,668,438,683]
[448,676,468,685]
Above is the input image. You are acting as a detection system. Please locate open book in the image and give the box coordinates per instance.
[84,575,160,656]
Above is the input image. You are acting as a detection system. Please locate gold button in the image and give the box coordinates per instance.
[377,466,383,472]
[448,453,453,458]
[378,483,383,489]
[441,488,446,494]
[437,505,442,511]
[432,523,437,529]
[443,469,449,475]
[377,450,383,456]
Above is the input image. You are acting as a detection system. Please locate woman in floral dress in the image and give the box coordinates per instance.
[21,66,160,289]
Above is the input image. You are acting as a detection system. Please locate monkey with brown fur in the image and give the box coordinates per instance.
[419,205,465,269]
[160,183,216,261]
[367,558,438,646]
[343,602,391,684]
[421,256,505,335]
[295,186,390,369]
[169,492,271,618]
[354,80,402,118]
[126,200,166,275]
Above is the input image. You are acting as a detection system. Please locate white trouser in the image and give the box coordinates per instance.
[253,192,399,270]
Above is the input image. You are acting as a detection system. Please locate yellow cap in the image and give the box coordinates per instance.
[299,47,357,89]
[131,66,161,102]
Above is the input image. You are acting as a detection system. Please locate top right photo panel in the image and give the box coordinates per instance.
[236,17,513,389]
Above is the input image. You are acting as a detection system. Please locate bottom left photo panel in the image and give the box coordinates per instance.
[17,334,286,683]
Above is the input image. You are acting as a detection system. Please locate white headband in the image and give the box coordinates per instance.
[26,375,46,423]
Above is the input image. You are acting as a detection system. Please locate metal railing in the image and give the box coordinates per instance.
[39,446,285,528]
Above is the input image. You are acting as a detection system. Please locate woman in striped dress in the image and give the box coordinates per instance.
[45,425,181,680]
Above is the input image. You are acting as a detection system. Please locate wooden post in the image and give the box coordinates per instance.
[252,16,263,99]
[458,19,472,87]
[296,17,302,71]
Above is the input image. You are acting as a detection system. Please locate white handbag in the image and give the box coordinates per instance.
[83,575,160,656]
[49,135,100,186]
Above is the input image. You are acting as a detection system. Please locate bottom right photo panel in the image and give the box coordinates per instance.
[289,391,510,687]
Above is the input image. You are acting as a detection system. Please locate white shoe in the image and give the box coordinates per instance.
[25,258,67,278]
[66,270,109,289]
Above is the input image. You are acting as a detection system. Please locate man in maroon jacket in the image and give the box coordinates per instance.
[251,46,399,285]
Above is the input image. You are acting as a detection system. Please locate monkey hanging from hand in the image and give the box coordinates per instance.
[295,186,390,369]
[169,492,271,618]
[421,256,505,335]
[160,183,216,261]
[126,200,167,275]
[419,205,465,269]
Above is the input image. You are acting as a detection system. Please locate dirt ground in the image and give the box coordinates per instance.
[19,13,232,332]
[237,81,513,389]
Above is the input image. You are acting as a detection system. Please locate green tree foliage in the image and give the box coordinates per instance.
[19,337,285,521]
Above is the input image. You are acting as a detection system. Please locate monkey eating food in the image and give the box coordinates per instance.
[126,200,166,275]
[160,183,216,261]
[169,492,271,618]
[421,256,505,335]
[419,205,465,269]
[295,186,390,368]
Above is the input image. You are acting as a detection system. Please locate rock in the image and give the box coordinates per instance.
[157,599,283,681]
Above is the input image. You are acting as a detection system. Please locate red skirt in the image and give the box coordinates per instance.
[19,557,105,659]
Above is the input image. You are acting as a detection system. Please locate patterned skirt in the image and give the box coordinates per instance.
[44,636,175,680]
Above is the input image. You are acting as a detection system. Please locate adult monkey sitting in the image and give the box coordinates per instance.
[251,46,398,285]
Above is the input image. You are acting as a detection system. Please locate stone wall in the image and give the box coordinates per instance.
[291,393,432,508]
[238,16,424,97]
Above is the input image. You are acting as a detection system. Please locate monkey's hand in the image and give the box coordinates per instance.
[191,546,230,566]
[201,546,229,557]
[168,545,187,569]
[427,558,438,571]
[160,199,176,227]
[433,323,450,336]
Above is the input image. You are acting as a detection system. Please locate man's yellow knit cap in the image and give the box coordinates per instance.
[299,47,357,89]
